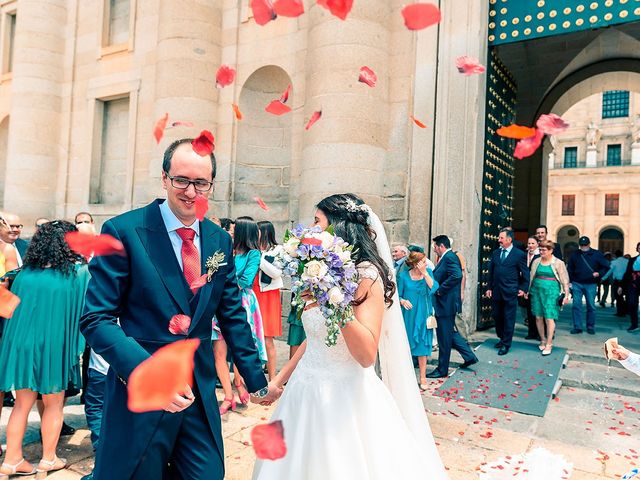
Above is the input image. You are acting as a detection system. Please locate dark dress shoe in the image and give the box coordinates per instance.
[628,326,639,333]
[426,370,447,379]
[494,341,504,349]
[570,329,582,334]
[60,422,76,436]
[498,346,509,356]
[459,358,479,369]
[586,328,595,335]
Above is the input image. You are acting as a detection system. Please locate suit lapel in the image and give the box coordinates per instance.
[136,200,191,315]
[189,220,222,333]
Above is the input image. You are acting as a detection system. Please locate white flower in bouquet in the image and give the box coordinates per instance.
[328,286,345,306]
[318,231,335,249]
[302,260,328,281]
[336,248,351,263]
[283,237,301,257]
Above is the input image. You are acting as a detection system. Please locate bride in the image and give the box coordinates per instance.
[253,193,449,480]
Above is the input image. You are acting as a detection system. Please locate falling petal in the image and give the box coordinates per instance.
[250,0,277,25]
[265,100,292,116]
[195,195,209,222]
[280,84,292,104]
[273,0,304,17]
[232,103,243,120]
[251,421,287,460]
[497,124,537,140]
[305,110,322,130]
[216,65,236,88]
[358,66,377,88]
[168,314,191,335]
[514,129,544,159]
[401,3,441,31]
[536,113,570,136]
[456,56,486,76]
[189,273,209,294]
[255,197,269,211]
[65,232,126,257]
[410,115,427,128]
[317,0,354,20]
[0,285,20,318]
[192,130,215,156]
[154,113,169,144]
[127,339,200,413]
[170,121,194,128]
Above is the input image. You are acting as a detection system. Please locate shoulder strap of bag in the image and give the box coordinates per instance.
[579,252,595,274]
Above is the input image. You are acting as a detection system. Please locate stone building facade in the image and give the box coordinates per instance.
[544,90,640,257]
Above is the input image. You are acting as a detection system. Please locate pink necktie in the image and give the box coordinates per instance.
[176,227,200,287]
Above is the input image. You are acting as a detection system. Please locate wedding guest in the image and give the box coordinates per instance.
[255,221,283,380]
[605,250,629,317]
[34,217,50,230]
[217,216,266,407]
[528,240,570,356]
[74,211,94,226]
[220,218,235,238]
[398,251,439,390]
[392,244,409,270]
[0,221,89,476]
[621,242,640,333]
[0,212,27,267]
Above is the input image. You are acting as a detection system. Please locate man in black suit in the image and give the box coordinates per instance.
[535,224,563,260]
[427,235,478,378]
[0,213,28,266]
[486,228,529,356]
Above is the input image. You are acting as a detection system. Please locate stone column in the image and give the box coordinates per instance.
[148,1,222,196]
[628,189,640,244]
[586,146,598,168]
[298,1,391,221]
[428,0,489,336]
[582,189,598,244]
[3,0,67,220]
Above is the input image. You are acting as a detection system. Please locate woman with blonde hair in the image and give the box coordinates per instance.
[528,240,570,356]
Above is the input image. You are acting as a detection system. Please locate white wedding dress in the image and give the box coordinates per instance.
[253,264,447,480]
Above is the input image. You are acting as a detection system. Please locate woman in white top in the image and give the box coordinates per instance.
[254,221,284,380]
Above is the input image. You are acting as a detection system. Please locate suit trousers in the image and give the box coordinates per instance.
[126,395,223,480]
[628,278,640,329]
[435,315,476,374]
[613,280,626,316]
[492,295,518,347]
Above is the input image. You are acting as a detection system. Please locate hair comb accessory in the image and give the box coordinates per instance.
[344,198,369,214]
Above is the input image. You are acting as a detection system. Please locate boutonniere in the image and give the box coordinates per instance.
[206,250,226,281]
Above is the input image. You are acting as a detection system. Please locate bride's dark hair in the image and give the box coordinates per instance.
[316,193,395,307]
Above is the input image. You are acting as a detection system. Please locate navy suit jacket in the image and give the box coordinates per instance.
[14,238,28,259]
[80,200,267,479]
[432,250,463,318]
[488,246,530,299]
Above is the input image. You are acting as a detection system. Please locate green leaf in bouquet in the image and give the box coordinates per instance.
[283,229,291,242]
[326,225,335,235]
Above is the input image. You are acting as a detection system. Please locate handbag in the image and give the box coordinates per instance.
[426,314,437,329]
[556,292,565,307]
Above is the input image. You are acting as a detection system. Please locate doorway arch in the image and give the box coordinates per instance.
[556,225,580,262]
[598,226,624,254]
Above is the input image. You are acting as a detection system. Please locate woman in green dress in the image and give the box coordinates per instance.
[0,221,89,477]
[528,240,570,356]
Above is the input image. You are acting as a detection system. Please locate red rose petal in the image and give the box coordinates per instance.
[410,115,427,128]
[456,56,486,76]
[127,339,200,413]
[265,100,292,116]
[195,195,209,221]
[514,129,544,159]
[65,232,126,257]
[279,84,292,104]
[232,103,243,120]
[0,285,20,318]
[189,273,209,294]
[536,113,570,136]
[305,110,322,130]
[401,3,441,31]
[497,124,537,140]
[154,113,169,144]
[273,0,304,17]
[250,0,277,25]
[358,66,377,87]
[251,421,287,460]
[301,237,322,246]
[192,130,215,156]
[255,196,269,211]
[317,0,353,20]
[216,65,236,88]
[168,314,191,335]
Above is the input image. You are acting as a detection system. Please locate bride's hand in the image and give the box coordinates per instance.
[300,289,318,311]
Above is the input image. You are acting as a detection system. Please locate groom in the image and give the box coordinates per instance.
[80,139,280,480]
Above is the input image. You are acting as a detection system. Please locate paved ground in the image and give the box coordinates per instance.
[2,302,638,479]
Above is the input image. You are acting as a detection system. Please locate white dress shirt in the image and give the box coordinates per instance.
[159,199,201,269]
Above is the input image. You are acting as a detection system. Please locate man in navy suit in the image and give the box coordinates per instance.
[486,228,530,356]
[80,139,280,480]
[0,213,28,266]
[427,235,478,378]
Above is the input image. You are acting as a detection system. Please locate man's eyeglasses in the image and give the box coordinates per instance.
[165,173,213,192]
[76,221,92,225]
[8,224,23,230]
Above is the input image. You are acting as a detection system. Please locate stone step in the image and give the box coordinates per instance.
[559,359,640,398]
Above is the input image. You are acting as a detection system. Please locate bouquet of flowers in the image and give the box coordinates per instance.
[275,225,359,346]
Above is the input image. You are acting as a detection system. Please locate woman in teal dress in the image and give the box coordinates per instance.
[528,240,570,356]
[397,251,439,391]
[0,221,89,477]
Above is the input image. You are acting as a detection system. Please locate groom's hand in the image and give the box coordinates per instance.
[251,382,283,406]
[164,384,195,413]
